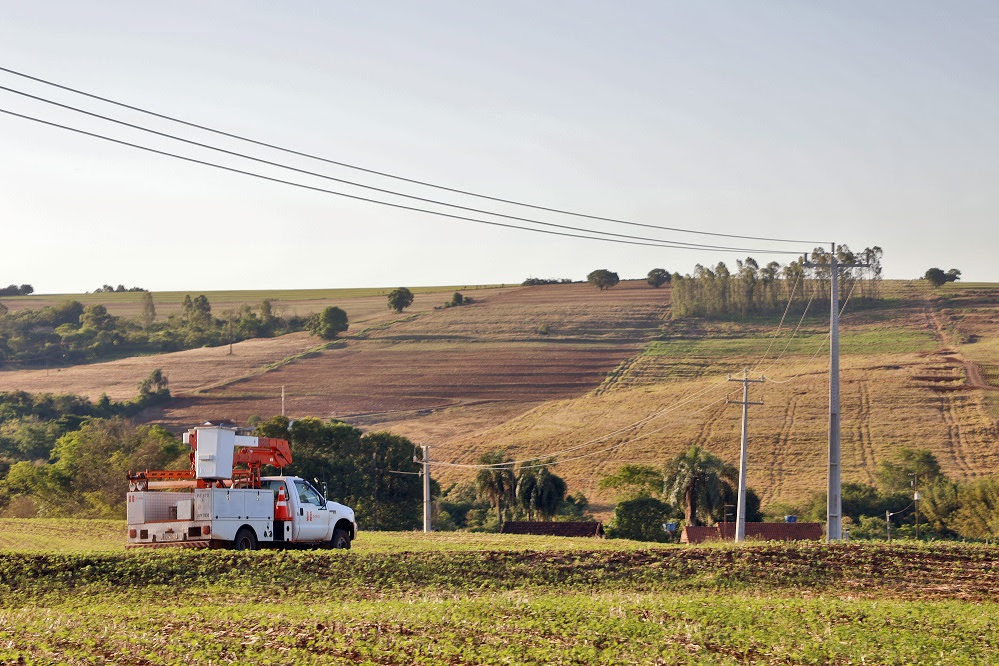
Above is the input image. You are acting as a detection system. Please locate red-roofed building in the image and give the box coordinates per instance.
[680,522,823,544]
[500,521,605,538]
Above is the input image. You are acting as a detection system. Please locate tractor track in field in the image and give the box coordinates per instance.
[855,380,877,484]
[691,398,728,451]
[921,296,995,391]
[940,391,975,477]
[920,296,986,477]
[770,392,801,496]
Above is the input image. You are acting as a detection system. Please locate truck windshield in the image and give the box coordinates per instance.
[294,480,324,506]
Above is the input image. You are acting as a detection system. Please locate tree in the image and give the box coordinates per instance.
[387,287,414,313]
[533,465,567,520]
[924,268,960,288]
[141,292,156,330]
[586,269,620,290]
[138,368,168,396]
[598,464,663,501]
[923,268,948,287]
[876,448,942,494]
[663,445,735,526]
[515,467,539,521]
[3,418,185,517]
[475,451,515,526]
[950,477,999,539]
[308,306,349,340]
[646,268,670,288]
[18,284,33,296]
[80,304,114,331]
[608,497,677,542]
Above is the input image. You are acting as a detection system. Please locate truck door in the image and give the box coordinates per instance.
[291,479,329,542]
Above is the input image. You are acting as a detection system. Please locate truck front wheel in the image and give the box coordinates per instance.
[330,528,351,549]
[233,527,258,551]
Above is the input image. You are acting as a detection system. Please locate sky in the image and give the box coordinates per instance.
[1,1,997,293]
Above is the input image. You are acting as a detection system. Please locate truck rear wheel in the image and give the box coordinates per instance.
[233,527,258,551]
[330,528,351,549]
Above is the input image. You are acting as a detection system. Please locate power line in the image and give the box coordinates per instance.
[429,377,735,470]
[0,106,809,255]
[764,278,859,384]
[750,273,801,374]
[0,107,783,253]
[0,84,805,255]
[0,64,825,245]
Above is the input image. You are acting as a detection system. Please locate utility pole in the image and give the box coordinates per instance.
[281,385,286,417]
[415,445,432,533]
[910,472,920,541]
[372,451,379,531]
[727,368,763,542]
[804,243,869,542]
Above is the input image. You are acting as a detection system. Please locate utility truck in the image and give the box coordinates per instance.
[126,425,356,550]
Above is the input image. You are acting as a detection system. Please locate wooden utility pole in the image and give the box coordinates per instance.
[728,368,763,542]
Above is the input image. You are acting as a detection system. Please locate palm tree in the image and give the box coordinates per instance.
[536,467,567,521]
[516,462,567,521]
[663,445,736,526]
[516,468,539,521]
[475,451,516,525]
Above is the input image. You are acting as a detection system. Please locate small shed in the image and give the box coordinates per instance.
[681,521,823,544]
[500,521,605,538]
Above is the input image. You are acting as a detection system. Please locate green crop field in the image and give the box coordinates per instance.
[2,521,999,664]
[645,327,936,360]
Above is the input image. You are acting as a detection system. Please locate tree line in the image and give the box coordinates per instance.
[0,375,171,514]
[0,401,426,529]
[0,294,311,367]
[0,285,33,297]
[671,245,885,318]
[599,444,999,542]
[774,447,999,540]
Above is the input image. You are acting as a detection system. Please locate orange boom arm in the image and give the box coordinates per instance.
[127,429,293,491]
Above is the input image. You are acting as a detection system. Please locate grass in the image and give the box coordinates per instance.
[2,523,999,664]
[645,327,936,359]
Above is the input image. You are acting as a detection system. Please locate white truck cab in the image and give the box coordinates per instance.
[260,476,355,548]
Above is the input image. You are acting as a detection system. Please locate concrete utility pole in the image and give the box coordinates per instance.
[422,445,431,533]
[414,445,432,532]
[804,243,868,543]
[281,385,286,417]
[728,368,764,542]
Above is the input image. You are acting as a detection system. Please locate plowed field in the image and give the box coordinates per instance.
[149,280,669,433]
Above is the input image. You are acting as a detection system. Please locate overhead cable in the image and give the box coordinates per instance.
[0,84,804,255]
[0,64,825,245]
[0,107,795,253]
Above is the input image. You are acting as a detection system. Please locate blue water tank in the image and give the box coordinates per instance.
[785,515,798,523]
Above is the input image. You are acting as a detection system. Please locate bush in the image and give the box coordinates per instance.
[307,306,349,339]
[607,497,677,542]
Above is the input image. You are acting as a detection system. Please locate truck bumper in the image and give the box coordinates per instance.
[126,540,211,549]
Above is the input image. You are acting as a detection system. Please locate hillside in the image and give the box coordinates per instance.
[1,279,998,516]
